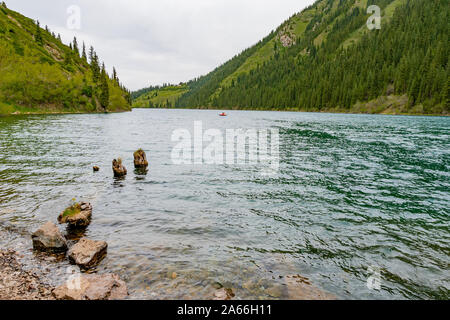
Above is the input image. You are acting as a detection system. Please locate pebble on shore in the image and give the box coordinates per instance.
[0,250,54,300]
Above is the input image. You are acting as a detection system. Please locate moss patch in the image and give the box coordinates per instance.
[62,203,81,218]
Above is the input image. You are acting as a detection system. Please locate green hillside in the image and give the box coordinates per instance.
[134,0,448,115]
[0,2,131,115]
[132,84,188,108]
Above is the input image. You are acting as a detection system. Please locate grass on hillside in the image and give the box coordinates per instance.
[215,8,315,97]
[133,85,188,108]
[342,0,406,49]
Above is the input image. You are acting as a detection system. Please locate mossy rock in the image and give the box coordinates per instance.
[58,202,92,227]
[61,203,81,218]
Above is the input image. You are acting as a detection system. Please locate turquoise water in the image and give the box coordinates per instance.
[0,109,449,299]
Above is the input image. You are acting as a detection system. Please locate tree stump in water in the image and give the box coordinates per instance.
[133,149,148,169]
[112,158,127,177]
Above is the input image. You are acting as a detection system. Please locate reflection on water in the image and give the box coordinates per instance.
[0,110,449,300]
[134,168,148,181]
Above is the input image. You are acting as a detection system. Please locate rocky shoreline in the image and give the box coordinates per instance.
[0,150,150,300]
[0,247,130,300]
[0,250,54,300]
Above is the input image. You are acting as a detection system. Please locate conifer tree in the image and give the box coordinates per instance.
[82,42,87,61]
[100,63,110,110]
[175,0,447,114]
[89,47,100,83]
[88,46,95,63]
[112,67,119,84]
[72,37,79,56]
[35,20,43,45]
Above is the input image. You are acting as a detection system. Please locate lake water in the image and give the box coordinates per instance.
[0,109,449,300]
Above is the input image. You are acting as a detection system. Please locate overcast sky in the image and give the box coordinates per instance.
[7,0,314,91]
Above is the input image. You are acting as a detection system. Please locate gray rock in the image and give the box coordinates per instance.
[58,202,92,228]
[31,222,67,253]
[68,238,107,269]
[213,288,235,300]
[284,275,336,300]
[53,273,128,300]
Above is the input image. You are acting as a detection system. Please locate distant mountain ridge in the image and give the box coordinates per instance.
[0,2,131,115]
[134,0,449,115]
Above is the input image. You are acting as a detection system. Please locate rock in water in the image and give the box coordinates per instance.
[68,238,107,269]
[58,202,92,228]
[284,275,336,300]
[53,273,128,300]
[133,149,149,169]
[93,166,100,172]
[32,222,67,253]
[112,158,127,177]
[213,288,235,300]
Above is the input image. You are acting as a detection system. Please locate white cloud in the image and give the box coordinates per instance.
[6,0,315,90]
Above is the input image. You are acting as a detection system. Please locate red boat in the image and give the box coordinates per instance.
[219,112,227,117]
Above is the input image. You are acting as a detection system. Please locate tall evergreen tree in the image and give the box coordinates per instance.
[100,63,110,110]
[88,46,95,63]
[81,42,87,61]
[112,67,119,84]
[72,36,79,56]
[35,20,43,45]
[89,47,100,83]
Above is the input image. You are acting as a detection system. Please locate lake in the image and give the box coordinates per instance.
[0,109,449,299]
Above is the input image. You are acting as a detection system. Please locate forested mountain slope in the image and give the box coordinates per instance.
[136,0,448,115]
[0,2,131,115]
